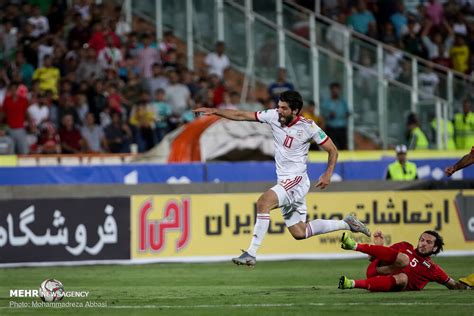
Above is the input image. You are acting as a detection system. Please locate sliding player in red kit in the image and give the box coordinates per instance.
[338,230,471,291]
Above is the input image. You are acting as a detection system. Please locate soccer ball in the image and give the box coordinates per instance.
[39,279,65,302]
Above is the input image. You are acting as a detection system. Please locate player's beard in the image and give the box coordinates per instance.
[416,247,432,257]
[279,114,294,127]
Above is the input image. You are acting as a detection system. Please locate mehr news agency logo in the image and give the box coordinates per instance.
[9,279,106,308]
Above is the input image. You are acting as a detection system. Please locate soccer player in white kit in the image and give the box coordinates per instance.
[193,91,370,266]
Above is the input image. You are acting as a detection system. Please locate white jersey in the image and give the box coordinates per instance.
[255,109,329,179]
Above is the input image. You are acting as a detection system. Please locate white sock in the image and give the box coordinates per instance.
[305,219,350,238]
[246,214,270,257]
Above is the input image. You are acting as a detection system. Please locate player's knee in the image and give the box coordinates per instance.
[256,196,270,213]
[395,253,409,268]
[393,273,408,288]
[291,230,306,240]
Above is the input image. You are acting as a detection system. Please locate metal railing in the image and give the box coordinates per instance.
[128,0,460,150]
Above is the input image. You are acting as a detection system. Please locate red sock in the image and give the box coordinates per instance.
[354,275,397,292]
[356,244,398,263]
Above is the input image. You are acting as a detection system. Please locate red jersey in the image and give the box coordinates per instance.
[2,95,29,129]
[390,242,450,290]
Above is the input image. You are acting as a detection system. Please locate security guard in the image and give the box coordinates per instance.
[431,118,456,150]
[454,100,474,150]
[407,113,429,150]
[386,145,418,180]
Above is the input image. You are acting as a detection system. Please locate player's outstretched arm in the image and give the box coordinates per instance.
[444,278,471,290]
[193,107,257,122]
[315,137,338,190]
[445,151,474,177]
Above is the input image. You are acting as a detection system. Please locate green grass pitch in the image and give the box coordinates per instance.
[0,257,472,315]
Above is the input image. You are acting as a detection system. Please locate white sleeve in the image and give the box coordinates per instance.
[255,109,277,124]
[310,121,329,145]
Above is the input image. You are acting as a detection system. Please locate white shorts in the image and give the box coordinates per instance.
[270,174,310,227]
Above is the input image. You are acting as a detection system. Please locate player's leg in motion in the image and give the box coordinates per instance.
[288,213,371,240]
[231,189,279,266]
[338,233,409,291]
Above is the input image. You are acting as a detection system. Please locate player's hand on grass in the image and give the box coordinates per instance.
[315,173,331,190]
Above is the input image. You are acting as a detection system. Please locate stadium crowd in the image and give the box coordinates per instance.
[0,0,296,155]
[317,0,474,76]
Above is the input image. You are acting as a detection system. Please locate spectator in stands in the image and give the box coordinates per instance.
[450,35,470,73]
[347,0,376,37]
[146,63,169,96]
[218,91,239,110]
[152,88,172,143]
[421,20,454,67]
[58,113,86,154]
[380,21,398,46]
[325,12,346,56]
[97,34,123,71]
[88,80,107,121]
[321,82,349,150]
[2,82,29,154]
[27,92,49,127]
[418,63,440,99]
[129,99,156,152]
[1,19,18,61]
[159,30,177,61]
[88,21,120,55]
[182,69,199,98]
[385,144,418,180]
[76,47,103,82]
[401,18,424,56]
[406,113,429,150]
[81,112,105,153]
[37,122,60,154]
[425,0,444,27]
[104,110,132,153]
[162,48,180,73]
[32,54,60,97]
[205,41,230,79]
[165,70,191,116]
[27,5,49,39]
[430,115,456,150]
[76,93,89,124]
[397,60,413,85]
[18,22,38,67]
[137,33,160,79]
[390,1,408,39]
[454,99,474,150]
[57,93,80,126]
[9,52,34,89]
[301,100,325,130]
[123,70,144,108]
[0,124,15,155]
[68,13,91,50]
[268,68,294,105]
[384,47,404,80]
[209,73,226,107]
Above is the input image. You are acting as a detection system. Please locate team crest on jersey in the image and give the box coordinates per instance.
[422,261,431,269]
[296,130,303,137]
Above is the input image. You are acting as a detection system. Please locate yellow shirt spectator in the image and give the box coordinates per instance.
[33,66,60,96]
[450,44,469,73]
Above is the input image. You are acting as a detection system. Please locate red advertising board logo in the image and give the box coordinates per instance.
[139,198,190,252]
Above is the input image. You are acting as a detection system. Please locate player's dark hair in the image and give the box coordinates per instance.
[279,91,303,114]
[422,230,444,255]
